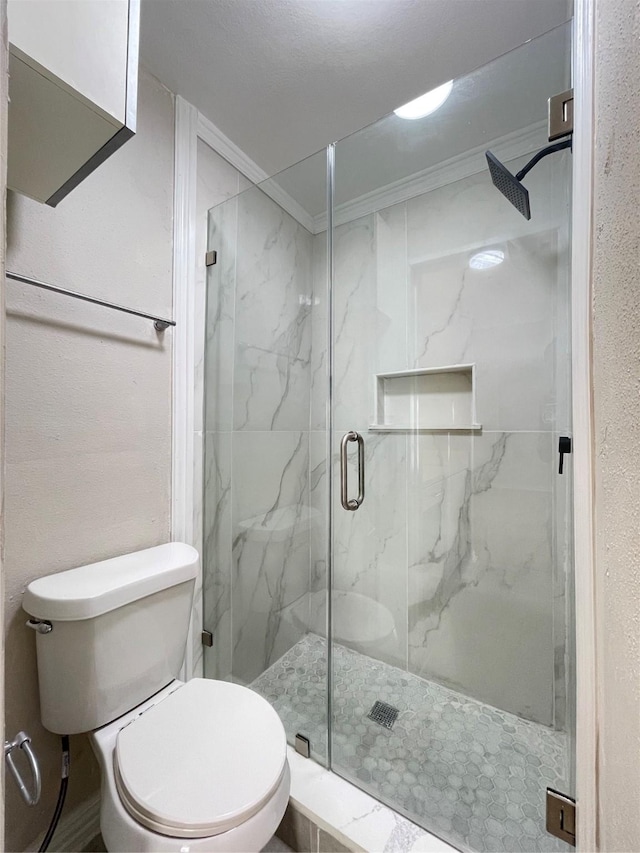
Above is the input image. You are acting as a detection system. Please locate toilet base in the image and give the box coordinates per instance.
[90,682,291,852]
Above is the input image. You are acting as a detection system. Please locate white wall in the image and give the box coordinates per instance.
[592,0,640,848]
[3,68,174,852]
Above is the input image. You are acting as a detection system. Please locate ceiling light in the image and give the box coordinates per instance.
[394,81,453,120]
[469,249,505,270]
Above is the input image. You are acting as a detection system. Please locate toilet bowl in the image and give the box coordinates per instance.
[92,680,290,852]
[22,543,291,853]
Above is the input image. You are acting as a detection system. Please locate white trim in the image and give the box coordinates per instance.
[172,95,199,679]
[197,110,267,186]
[314,120,548,232]
[198,111,547,237]
[30,792,101,853]
[198,110,316,232]
[571,2,598,850]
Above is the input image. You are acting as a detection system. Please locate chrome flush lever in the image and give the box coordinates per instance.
[340,431,365,511]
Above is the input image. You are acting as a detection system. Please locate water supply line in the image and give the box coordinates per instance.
[4,730,71,852]
[38,735,70,853]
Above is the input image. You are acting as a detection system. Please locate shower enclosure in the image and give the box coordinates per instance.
[203,23,574,853]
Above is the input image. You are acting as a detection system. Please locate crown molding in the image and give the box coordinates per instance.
[196,111,316,233]
[312,120,548,232]
[196,110,549,236]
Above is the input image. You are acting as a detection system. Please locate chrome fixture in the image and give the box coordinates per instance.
[340,431,365,511]
[5,731,41,806]
[548,89,574,141]
[26,618,53,634]
[6,271,176,332]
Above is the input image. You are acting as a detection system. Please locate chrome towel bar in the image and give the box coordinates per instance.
[6,271,176,331]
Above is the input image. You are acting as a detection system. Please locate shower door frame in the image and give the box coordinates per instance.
[171,0,597,846]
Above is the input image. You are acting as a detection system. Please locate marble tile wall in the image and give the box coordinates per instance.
[320,147,572,728]
[200,139,572,731]
[203,182,322,686]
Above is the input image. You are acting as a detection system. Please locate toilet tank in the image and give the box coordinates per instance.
[23,543,199,735]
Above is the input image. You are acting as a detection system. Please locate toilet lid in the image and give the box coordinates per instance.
[114,678,287,838]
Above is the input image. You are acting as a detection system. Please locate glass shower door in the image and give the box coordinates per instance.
[329,24,574,853]
[202,149,331,763]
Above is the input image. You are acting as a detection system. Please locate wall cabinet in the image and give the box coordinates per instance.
[7,0,139,206]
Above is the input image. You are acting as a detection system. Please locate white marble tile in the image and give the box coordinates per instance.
[333,432,408,668]
[233,188,313,431]
[332,215,377,433]
[310,232,328,433]
[286,748,456,853]
[408,431,555,725]
[409,230,562,433]
[196,141,243,434]
[191,429,205,675]
[231,430,311,682]
[202,431,233,680]
[205,197,238,431]
[375,203,409,374]
[309,429,329,599]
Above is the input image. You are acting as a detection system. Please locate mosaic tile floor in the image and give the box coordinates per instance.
[252,634,572,853]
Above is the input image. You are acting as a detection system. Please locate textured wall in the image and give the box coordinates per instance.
[3,69,174,852]
[592,1,640,849]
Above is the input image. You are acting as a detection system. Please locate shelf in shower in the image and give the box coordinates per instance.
[370,364,481,432]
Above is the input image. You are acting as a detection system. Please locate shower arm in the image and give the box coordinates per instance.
[515,137,572,182]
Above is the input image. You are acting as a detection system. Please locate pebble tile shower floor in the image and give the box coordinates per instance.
[252,634,571,853]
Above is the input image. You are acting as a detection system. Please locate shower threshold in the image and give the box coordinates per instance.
[251,634,571,853]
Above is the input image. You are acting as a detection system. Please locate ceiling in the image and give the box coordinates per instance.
[140,0,572,177]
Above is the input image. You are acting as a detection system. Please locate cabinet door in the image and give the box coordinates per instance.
[7,0,139,206]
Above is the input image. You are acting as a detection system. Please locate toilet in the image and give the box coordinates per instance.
[23,543,290,852]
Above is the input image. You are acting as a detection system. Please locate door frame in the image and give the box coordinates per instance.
[570,0,598,849]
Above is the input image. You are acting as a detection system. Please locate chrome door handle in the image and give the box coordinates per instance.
[340,431,365,511]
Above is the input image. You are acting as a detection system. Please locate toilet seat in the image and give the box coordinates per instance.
[114,678,287,839]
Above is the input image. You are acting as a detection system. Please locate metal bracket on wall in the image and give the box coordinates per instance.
[205,250,217,267]
[548,89,574,141]
[201,630,213,647]
[546,788,576,846]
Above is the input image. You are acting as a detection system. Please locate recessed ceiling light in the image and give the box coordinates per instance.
[394,81,453,120]
[469,249,505,270]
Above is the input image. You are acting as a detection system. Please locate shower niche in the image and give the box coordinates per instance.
[369,364,481,431]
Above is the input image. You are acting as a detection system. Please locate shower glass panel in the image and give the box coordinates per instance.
[330,22,574,853]
[203,21,575,853]
[202,149,330,764]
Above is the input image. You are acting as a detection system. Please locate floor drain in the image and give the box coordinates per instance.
[368,700,399,729]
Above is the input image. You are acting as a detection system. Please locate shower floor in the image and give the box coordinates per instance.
[251,634,571,853]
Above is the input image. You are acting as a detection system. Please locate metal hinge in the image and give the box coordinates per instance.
[546,788,576,846]
[294,733,310,758]
[205,250,217,267]
[548,89,574,141]
[201,630,213,647]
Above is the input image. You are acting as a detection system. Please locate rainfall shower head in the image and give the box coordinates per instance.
[486,150,531,220]
[486,137,572,220]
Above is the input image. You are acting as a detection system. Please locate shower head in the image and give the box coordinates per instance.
[485,137,572,221]
[486,150,531,220]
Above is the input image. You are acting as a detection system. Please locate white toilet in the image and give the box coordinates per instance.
[23,543,290,852]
